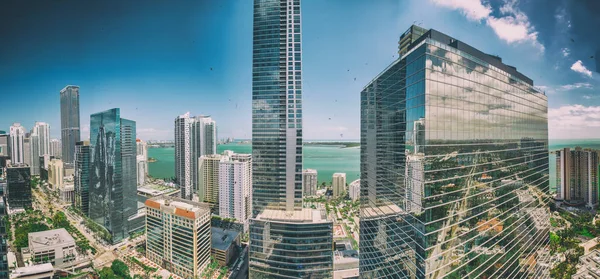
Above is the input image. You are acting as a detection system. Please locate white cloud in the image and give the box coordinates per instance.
[537,82,593,94]
[583,95,593,100]
[430,0,544,53]
[561,48,570,57]
[430,0,492,21]
[571,60,593,77]
[549,105,600,139]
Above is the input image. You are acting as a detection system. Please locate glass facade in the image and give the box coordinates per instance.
[249,218,333,278]
[360,29,549,279]
[60,85,81,167]
[6,166,32,210]
[74,141,91,216]
[89,108,137,243]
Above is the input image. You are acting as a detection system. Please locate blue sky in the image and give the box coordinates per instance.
[1,0,599,140]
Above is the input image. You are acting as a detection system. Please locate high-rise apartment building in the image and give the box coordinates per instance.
[9,123,26,164]
[74,141,91,216]
[302,169,317,196]
[23,136,31,167]
[333,173,346,198]
[89,108,137,243]
[48,159,63,190]
[556,147,599,208]
[29,134,40,175]
[32,122,51,156]
[219,153,252,225]
[6,164,32,210]
[198,154,225,213]
[349,179,360,201]
[136,139,148,186]
[0,132,8,157]
[145,197,211,278]
[60,85,81,168]
[50,139,61,158]
[249,0,333,277]
[174,113,217,200]
[360,26,549,279]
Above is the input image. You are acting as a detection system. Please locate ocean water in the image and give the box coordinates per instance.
[147,143,360,184]
[148,139,599,191]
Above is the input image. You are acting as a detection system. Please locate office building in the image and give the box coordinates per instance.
[349,179,360,201]
[211,227,240,267]
[249,0,333,277]
[60,85,80,167]
[9,123,26,165]
[89,108,137,243]
[39,155,54,182]
[360,26,549,278]
[136,139,148,186]
[556,147,599,208]
[28,228,76,266]
[28,134,40,176]
[74,141,90,216]
[333,173,346,198]
[302,169,318,196]
[174,113,217,200]
[47,159,63,190]
[32,122,50,156]
[218,153,252,224]
[198,154,225,213]
[145,197,211,278]
[0,194,8,278]
[6,164,32,210]
[0,131,7,157]
[22,137,31,168]
[49,139,61,158]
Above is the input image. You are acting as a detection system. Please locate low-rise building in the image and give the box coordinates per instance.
[145,196,211,278]
[9,263,54,279]
[28,229,76,266]
[211,228,240,267]
[137,183,180,204]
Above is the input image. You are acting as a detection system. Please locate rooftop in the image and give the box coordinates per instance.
[137,183,180,196]
[211,227,240,251]
[255,208,330,223]
[28,228,75,250]
[303,169,317,174]
[10,263,54,278]
[145,196,210,220]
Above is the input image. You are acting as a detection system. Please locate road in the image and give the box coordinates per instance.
[230,246,248,279]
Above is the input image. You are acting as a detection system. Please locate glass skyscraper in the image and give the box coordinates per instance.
[360,26,549,279]
[249,0,333,278]
[74,141,91,216]
[89,108,137,243]
[60,85,81,167]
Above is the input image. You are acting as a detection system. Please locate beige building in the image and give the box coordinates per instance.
[47,159,63,190]
[302,169,317,196]
[218,153,252,225]
[28,228,76,266]
[145,197,211,278]
[198,154,226,213]
[333,173,347,198]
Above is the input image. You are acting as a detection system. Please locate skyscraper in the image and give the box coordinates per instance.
[29,134,40,175]
[32,122,51,156]
[136,139,148,186]
[198,154,225,213]
[218,153,252,226]
[249,0,333,277]
[360,26,549,279]
[0,132,8,157]
[6,163,32,210]
[74,141,91,216]
[50,139,61,158]
[333,172,346,198]
[60,85,81,168]
[9,123,26,164]
[556,147,599,208]
[23,136,31,167]
[174,113,217,200]
[89,108,137,243]
[302,169,317,196]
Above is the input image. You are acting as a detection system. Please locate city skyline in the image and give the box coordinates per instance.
[1,0,599,140]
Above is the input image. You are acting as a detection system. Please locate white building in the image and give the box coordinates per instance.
[136,139,148,186]
[405,154,424,214]
[349,179,360,201]
[302,169,317,196]
[49,139,61,158]
[174,113,217,200]
[333,173,347,198]
[32,122,50,156]
[9,263,54,279]
[145,197,211,278]
[10,123,26,164]
[28,228,76,266]
[29,134,40,176]
[0,133,8,156]
[219,153,252,227]
[48,159,63,190]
